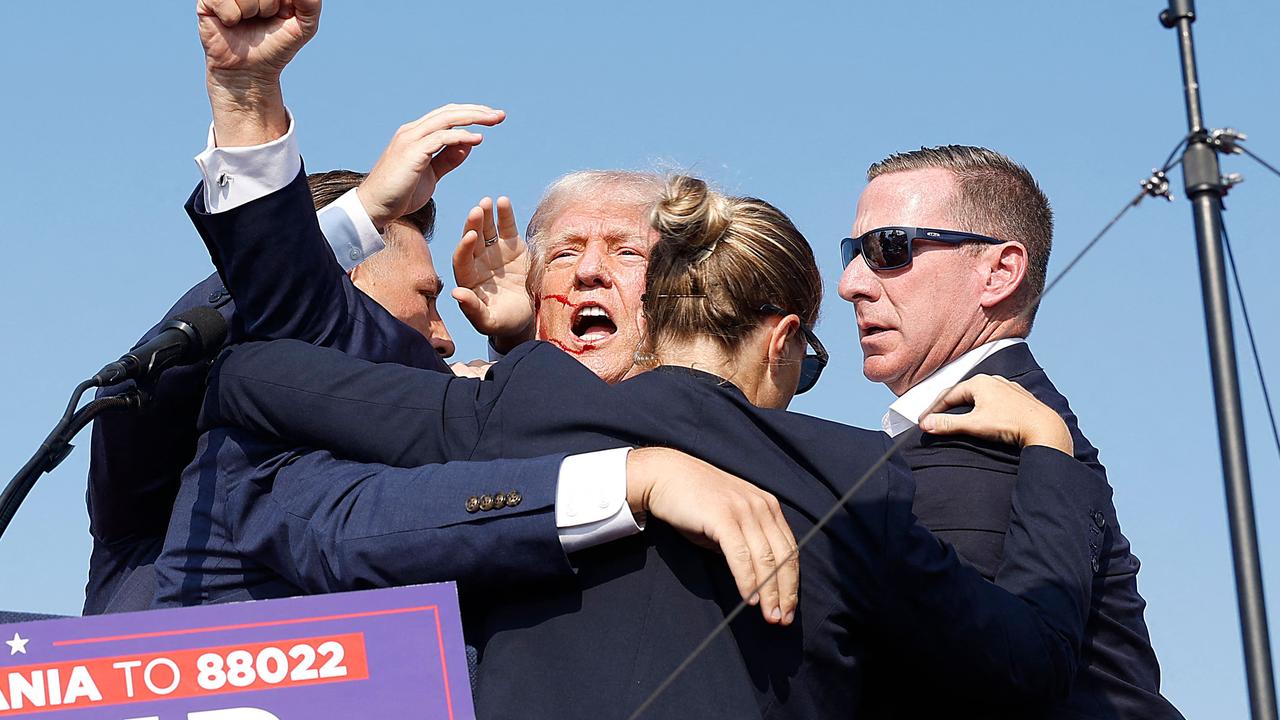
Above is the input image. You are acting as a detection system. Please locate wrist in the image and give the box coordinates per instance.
[354,186,393,233]
[1024,417,1074,456]
[491,317,537,354]
[625,448,658,520]
[206,76,288,148]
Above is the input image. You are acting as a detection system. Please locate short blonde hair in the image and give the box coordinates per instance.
[524,170,665,296]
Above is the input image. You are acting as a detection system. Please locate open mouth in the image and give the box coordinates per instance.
[571,305,618,344]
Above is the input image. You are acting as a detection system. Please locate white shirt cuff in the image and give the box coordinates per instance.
[556,447,642,554]
[318,189,387,272]
[194,109,300,213]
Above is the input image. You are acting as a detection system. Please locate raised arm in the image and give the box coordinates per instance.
[191,1,501,368]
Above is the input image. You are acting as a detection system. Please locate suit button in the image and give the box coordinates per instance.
[506,491,522,507]
[479,495,495,511]
[1092,511,1107,529]
[492,492,507,510]
[465,496,480,513]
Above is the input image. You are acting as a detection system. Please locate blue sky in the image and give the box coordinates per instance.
[1,1,1278,716]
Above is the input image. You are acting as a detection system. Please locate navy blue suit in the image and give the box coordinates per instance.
[871,343,1182,719]
[90,169,571,610]
[202,338,1116,719]
[85,272,235,615]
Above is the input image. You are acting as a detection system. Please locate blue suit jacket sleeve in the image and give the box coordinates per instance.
[183,167,446,371]
[873,443,1108,704]
[221,432,571,592]
[203,339,510,465]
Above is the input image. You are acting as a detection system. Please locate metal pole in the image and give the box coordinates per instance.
[1160,3,1277,718]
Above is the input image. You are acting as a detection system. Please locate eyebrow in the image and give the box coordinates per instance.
[423,275,444,295]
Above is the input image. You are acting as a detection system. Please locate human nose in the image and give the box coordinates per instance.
[573,244,613,289]
[429,309,455,358]
[837,255,879,304]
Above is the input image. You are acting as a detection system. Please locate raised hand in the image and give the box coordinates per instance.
[919,374,1074,455]
[626,448,800,626]
[356,105,506,231]
[197,0,320,81]
[196,0,322,147]
[451,197,536,347]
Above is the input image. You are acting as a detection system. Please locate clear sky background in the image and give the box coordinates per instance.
[0,1,1277,716]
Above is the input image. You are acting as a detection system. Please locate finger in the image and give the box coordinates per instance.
[480,197,498,245]
[715,521,760,609]
[259,0,280,17]
[275,0,295,17]
[918,408,988,438]
[737,500,783,623]
[453,226,482,276]
[921,379,978,419]
[757,494,799,624]
[202,0,244,25]
[451,287,486,323]
[430,144,473,181]
[405,105,505,136]
[417,128,485,158]
[496,196,521,240]
[233,0,262,20]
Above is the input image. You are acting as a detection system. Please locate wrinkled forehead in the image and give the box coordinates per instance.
[542,201,657,249]
[852,168,958,236]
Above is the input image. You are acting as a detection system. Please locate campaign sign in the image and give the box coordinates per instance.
[0,584,474,719]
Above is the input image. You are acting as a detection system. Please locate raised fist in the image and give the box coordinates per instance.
[197,0,321,82]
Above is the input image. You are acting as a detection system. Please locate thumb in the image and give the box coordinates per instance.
[919,411,970,436]
[431,144,473,181]
[452,287,488,324]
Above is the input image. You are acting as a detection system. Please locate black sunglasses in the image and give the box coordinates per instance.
[760,304,828,394]
[840,226,1006,271]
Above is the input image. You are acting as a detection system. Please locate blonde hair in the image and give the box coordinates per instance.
[524,170,665,296]
[641,175,821,361]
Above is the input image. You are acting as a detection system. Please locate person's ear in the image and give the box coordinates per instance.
[348,264,366,292]
[979,242,1028,310]
[766,314,802,367]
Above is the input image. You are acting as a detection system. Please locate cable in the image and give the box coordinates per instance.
[625,160,1166,719]
[1220,223,1280,466]
[1240,146,1280,182]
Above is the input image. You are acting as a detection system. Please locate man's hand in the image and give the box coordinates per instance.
[452,197,536,350]
[626,448,799,626]
[197,0,321,146]
[356,105,506,231]
[919,374,1074,455]
[449,359,494,379]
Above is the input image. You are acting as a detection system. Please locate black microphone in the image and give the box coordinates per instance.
[93,306,230,387]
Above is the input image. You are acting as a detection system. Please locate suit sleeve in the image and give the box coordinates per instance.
[223,433,572,592]
[184,168,445,371]
[203,339,502,466]
[874,443,1109,705]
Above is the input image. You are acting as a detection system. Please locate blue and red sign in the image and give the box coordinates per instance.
[0,584,474,719]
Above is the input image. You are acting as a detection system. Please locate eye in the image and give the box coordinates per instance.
[617,247,645,258]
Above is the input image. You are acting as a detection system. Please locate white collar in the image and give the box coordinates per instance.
[881,338,1027,437]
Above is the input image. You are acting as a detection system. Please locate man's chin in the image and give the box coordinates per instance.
[577,347,633,384]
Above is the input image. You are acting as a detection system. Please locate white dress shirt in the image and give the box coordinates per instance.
[882,338,1027,437]
[194,114,639,553]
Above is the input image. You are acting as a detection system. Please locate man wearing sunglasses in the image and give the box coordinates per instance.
[839,145,1183,719]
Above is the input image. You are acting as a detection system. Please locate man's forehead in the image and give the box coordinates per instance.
[545,201,653,242]
[852,168,957,233]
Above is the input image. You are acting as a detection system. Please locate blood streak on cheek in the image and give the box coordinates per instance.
[542,294,578,308]
[546,339,594,356]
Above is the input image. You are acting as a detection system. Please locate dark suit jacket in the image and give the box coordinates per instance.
[202,338,1117,719]
[85,272,235,615]
[94,170,571,609]
[875,343,1182,720]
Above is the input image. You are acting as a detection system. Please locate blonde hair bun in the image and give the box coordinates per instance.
[651,175,732,262]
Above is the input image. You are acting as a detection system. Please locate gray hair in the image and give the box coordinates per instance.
[524,170,665,295]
